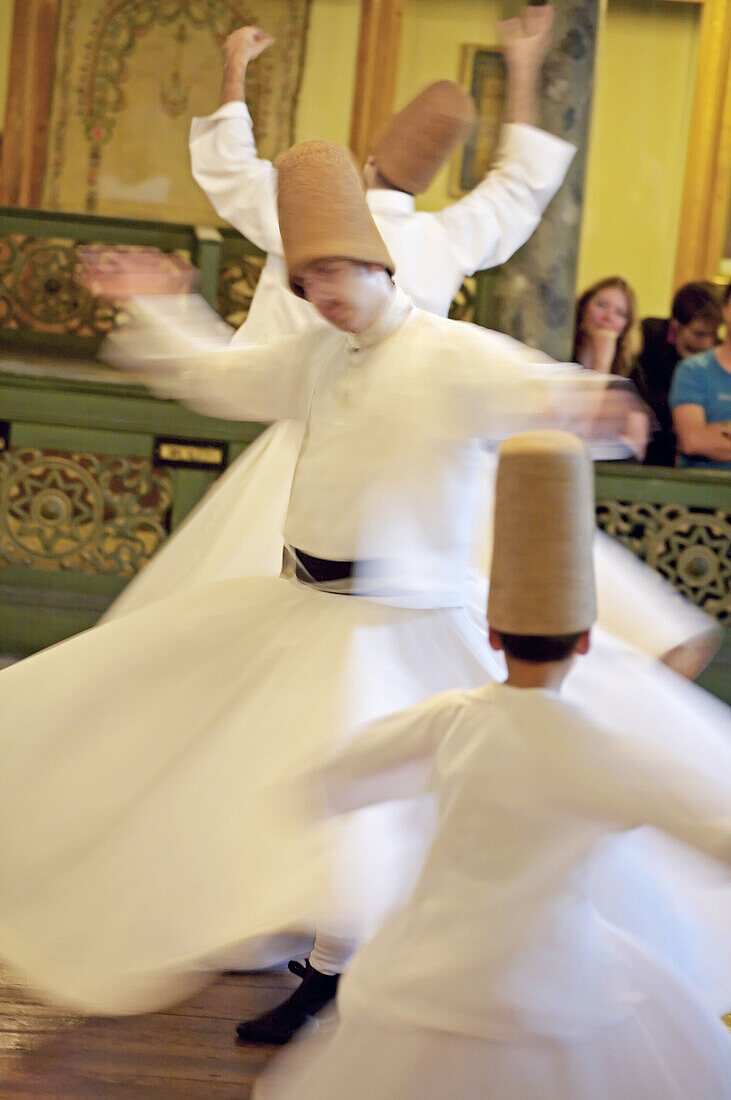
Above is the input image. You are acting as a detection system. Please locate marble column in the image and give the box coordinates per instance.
[491,0,601,360]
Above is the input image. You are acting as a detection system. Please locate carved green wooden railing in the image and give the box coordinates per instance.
[0,356,267,652]
[594,463,729,626]
[594,462,730,703]
[0,205,264,353]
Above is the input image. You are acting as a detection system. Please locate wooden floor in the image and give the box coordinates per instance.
[0,965,297,1098]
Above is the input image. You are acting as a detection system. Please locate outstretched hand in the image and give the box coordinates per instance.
[498,4,554,73]
[77,247,199,303]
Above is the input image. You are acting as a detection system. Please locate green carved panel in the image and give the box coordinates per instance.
[596,499,729,623]
[0,447,172,576]
[0,207,223,354]
[0,234,116,339]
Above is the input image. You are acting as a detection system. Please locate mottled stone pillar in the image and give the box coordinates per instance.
[492,0,601,360]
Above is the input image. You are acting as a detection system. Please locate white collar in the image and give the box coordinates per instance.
[346,286,414,351]
[366,189,416,215]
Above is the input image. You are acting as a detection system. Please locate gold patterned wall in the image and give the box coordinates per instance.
[41,0,311,223]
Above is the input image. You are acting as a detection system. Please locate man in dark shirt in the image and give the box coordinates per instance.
[630,282,721,465]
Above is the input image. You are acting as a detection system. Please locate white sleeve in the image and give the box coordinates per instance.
[442,326,594,443]
[447,335,643,457]
[552,720,731,867]
[318,695,460,815]
[103,294,318,422]
[432,123,575,275]
[189,103,283,255]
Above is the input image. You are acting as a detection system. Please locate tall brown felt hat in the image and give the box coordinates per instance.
[372,81,476,195]
[276,140,394,296]
[487,431,597,635]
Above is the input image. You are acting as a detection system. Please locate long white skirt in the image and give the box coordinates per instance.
[0,424,729,1017]
[254,934,731,1100]
[0,574,494,1013]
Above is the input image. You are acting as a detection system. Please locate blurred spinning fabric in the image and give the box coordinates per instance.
[0,291,728,1018]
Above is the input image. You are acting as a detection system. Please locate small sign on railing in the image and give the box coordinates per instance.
[154,436,228,471]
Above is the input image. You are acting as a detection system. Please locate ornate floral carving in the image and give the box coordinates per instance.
[596,498,730,623]
[0,448,173,575]
[0,235,116,337]
[216,251,266,330]
[46,0,311,215]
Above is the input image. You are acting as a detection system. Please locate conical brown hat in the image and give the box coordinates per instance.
[276,140,393,296]
[488,431,597,636]
[372,81,476,195]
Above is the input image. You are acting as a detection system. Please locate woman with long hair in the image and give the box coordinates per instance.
[572,276,647,458]
[572,276,638,376]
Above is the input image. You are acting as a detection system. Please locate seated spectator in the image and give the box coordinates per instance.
[631,282,722,466]
[572,277,647,458]
[571,276,638,376]
[669,281,731,471]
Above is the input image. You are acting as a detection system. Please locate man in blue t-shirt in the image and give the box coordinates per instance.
[669,282,731,470]
[631,283,721,466]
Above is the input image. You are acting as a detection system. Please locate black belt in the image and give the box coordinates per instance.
[293,548,355,584]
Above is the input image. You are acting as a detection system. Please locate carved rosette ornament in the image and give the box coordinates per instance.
[0,448,173,575]
[0,235,115,337]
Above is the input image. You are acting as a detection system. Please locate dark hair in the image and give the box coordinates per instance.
[572,276,638,377]
[670,282,722,328]
[723,281,731,306]
[497,631,585,663]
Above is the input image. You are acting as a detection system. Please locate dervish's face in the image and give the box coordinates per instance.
[295,258,390,333]
[671,317,718,359]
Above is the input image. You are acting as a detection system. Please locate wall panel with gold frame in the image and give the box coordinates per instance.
[674,0,731,286]
[0,0,312,222]
[448,44,505,200]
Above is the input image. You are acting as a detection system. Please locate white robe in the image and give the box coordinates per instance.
[189,104,576,342]
[107,104,713,656]
[256,683,731,1100]
[0,293,728,1016]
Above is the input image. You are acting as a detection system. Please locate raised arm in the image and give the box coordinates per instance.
[434,4,575,274]
[189,27,282,253]
[103,293,319,423]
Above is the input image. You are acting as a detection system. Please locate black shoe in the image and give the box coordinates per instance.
[235,959,340,1045]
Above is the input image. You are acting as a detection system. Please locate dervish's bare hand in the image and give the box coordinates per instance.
[223,26,275,68]
[77,247,198,302]
[498,5,554,73]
